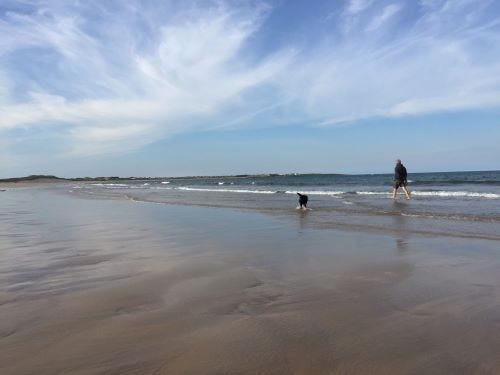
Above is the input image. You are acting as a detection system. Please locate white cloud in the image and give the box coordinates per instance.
[0,1,292,155]
[388,92,500,116]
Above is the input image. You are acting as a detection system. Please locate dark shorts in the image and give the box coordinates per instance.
[393,179,407,189]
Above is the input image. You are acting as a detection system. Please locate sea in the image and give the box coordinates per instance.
[69,170,500,240]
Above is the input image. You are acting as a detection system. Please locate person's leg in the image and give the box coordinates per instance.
[392,187,397,199]
[402,185,411,199]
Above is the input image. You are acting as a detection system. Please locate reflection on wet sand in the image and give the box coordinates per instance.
[395,238,409,253]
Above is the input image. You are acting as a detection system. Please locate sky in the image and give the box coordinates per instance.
[1,0,499,177]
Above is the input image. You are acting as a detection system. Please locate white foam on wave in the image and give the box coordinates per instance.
[91,183,129,188]
[286,190,345,196]
[174,188,346,196]
[161,181,170,184]
[356,191,390,195]
[112,184,499,200]
[412,191,499,198]
[176,187,275,194]
[351,190,499,199]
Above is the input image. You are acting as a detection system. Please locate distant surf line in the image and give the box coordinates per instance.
[85,183,499,199]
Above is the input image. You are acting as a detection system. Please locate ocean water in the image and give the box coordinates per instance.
[70,170,500,240]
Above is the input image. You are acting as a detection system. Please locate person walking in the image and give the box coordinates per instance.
[392,159,411,199]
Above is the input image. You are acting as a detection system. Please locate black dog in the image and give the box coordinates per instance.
[297,193,308,209]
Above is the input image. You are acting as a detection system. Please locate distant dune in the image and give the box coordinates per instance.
[0,175,64,183]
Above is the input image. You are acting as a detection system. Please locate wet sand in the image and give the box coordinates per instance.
[1,187,500,374]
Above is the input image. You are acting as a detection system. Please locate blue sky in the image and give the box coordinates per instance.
[1,0,499,177]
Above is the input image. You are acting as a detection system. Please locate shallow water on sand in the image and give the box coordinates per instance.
[71,180,500,241]
[1,188,500,374]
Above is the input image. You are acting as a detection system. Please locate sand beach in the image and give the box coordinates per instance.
[1,183,500,374]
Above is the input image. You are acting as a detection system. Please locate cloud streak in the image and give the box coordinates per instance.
[1,0,500,159]
[365,3,402,31]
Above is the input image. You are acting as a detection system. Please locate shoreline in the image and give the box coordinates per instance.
[4,182,500,241]
[2,182,500,244]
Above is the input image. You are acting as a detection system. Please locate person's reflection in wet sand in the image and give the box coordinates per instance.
[391,201,410,254]
[395,238,409,253]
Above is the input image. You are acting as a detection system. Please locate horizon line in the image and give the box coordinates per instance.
[1,169,499,182]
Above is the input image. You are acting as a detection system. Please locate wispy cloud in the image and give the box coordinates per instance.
[1,0,500,161]
[365,3,402,31]
[345,0,374,15]
[289,0,500,126]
